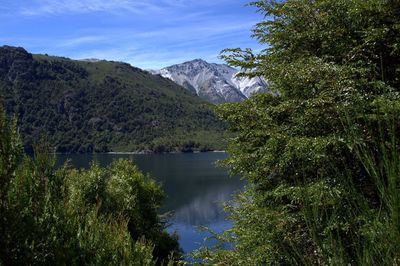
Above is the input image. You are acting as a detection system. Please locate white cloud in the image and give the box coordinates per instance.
[57,36,107,47]
[5,0,261,69]
[20,0,164,16]
[72,48,219,70]
[19,0,236,16]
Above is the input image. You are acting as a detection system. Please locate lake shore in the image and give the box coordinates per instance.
[107,150,226,155]
[54,150,226,155]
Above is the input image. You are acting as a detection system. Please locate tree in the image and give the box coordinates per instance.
[194,0,400,264]
[0,106,181,265]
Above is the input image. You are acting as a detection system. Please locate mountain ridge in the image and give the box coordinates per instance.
[150,59,268,103]
[0,46,226,153]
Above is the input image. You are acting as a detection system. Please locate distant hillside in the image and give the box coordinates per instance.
[0,46,226,153]
[150,59,268,103]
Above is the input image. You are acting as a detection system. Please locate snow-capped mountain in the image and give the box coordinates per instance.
[150,59,267,103]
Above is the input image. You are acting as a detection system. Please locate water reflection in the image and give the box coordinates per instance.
[56,152,244,253]
[172,184,238,225]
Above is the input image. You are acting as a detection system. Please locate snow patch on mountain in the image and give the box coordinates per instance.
[149,59,268,103]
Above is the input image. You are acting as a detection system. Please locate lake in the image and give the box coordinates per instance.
[56,152,244,255]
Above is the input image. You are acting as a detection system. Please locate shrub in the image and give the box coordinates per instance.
[0,107,181,265]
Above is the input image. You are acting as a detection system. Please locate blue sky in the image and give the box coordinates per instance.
[0,0,263,69]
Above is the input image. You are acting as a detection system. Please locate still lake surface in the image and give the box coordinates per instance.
[56,152,244,254]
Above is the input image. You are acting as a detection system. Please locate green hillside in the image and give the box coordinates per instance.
[0,46,226,153]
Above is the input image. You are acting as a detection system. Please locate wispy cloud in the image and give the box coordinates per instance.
[57,36,107,47]
[20,0,164,16]
[2,0,262,69]
[19,0,236,16]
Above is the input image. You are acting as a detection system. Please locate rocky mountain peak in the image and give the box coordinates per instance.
[150,59,268,104]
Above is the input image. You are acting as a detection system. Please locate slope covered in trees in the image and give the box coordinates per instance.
[194,0,400,265]
[0,46,225,153]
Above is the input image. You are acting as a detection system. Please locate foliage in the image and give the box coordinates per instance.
[0,46,225,153]
[0,107,181,265]
[194,0,400,265]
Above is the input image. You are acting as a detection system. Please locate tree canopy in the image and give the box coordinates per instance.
[194,0,400,264]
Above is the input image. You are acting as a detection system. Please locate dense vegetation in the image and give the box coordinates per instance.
[0,107,181,265]
[194,0,400,265]
[0,46,226,153]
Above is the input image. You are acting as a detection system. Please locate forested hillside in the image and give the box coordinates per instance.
[0,46,225,153]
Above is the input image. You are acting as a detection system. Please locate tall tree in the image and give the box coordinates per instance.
[195,0,400,264]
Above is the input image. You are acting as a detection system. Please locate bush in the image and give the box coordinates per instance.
[193,0,400,264]
[0,107,181,265]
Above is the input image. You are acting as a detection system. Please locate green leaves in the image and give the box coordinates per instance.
[197,0,400,264]
[0,113,180,265]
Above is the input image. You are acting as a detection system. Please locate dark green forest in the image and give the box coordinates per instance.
[193,0,400,265]
[0,46,225,153]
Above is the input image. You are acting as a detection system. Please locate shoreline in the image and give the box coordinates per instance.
[54,150,226,155]
[107,150,227,155]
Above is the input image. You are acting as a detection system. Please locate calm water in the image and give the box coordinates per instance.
[55,152,244,254]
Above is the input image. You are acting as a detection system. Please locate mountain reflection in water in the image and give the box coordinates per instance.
[56,152,244,253]
[172,183,237,225]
